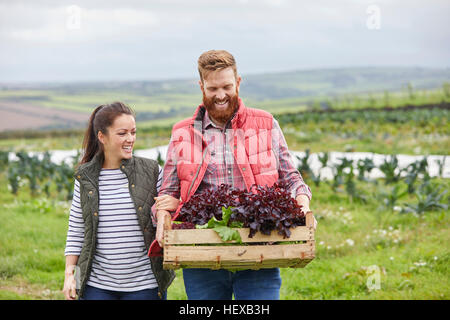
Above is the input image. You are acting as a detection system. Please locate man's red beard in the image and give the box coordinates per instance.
[202,90,240,125]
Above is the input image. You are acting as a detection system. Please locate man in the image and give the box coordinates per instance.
[155,50,313,300]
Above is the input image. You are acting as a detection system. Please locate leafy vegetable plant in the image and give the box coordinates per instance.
[197,207,243,243]
[176,182,306,240]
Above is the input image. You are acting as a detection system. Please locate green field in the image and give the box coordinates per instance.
[279,104,450,155]
[0,103,448,157]
[0,67,449,300]
[1,67,449,154]
[0,118,449,300]
[1,84,447,115]
[0,171,448,300]
[1,66,449,132]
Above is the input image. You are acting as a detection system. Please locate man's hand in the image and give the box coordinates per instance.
[295,194,317,230]
[295,194,310,212]
[154,195,180,212]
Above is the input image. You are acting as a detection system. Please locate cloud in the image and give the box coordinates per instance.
[0,3,160,44]
[0,0,448,82]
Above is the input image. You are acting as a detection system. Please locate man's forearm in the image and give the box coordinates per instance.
[296,194,317,230]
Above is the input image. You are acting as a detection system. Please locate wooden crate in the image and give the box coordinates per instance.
[163,212,315,270]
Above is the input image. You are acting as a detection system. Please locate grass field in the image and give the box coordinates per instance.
[280,106,450,155]
[1,66,449,132]
[0,171,448,300]
[1,103,447,157]
[0,72,448,299]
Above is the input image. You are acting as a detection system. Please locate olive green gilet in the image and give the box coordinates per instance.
[74,153,175,298]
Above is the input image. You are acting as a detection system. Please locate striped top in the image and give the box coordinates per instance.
[65,167,162,292]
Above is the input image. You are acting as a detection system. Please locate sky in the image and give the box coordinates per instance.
[1,0,449,83]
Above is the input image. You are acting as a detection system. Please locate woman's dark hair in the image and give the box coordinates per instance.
[79,101,135,165]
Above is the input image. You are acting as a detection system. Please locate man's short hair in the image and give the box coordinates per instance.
[198,50,238,83]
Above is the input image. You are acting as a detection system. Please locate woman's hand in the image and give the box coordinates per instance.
[154,194,180,212]
[62,266,77,300]
[155,210,171,247]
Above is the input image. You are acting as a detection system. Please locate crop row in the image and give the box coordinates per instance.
[276,103,449,127]
[1,148,448,216]
[0,151,76,200]
[296,150,448,215]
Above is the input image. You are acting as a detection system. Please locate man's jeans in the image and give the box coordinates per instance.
[183,268,281,300]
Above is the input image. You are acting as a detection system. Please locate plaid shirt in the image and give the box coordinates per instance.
[157,109,312,207]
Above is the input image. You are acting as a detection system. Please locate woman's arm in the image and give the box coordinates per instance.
[63,255,79,300]
[63,180,84,300]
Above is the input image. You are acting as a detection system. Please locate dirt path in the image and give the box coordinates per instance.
[0,280,63,300]
[0,101,89,132]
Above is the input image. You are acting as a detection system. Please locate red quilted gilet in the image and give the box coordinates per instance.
[170,98,279,207]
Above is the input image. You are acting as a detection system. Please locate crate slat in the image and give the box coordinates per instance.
[164,243,314,269]
[163,212,316,270]
[166,225,312,245]
[164,259,314,270]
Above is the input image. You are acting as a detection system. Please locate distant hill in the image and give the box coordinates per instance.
[0,66,449,132]
[242,66,450,100]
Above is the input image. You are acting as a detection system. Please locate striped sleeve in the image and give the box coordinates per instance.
[64,179,84,256]
[156,165,163,193]
[157,135,181,200]
[151,165,163,225]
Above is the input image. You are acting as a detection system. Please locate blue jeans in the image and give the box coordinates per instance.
[81,285,166,300]
[183,268,281,300]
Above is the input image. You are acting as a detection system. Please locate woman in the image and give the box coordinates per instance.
[63,102,178,300]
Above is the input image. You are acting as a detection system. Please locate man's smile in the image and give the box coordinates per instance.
[215,99,229,109]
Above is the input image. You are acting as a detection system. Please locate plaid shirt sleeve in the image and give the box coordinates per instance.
[272,118,312,200]
[151,138,181,224]
[157,139,181,199]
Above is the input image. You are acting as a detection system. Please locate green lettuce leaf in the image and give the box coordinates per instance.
[196,206,243,243]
